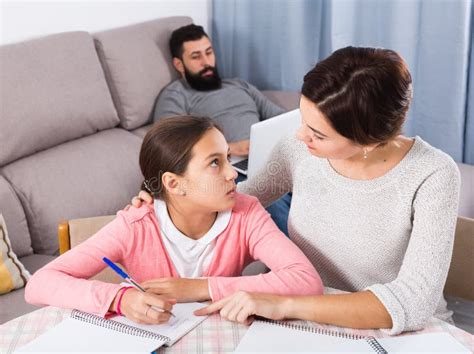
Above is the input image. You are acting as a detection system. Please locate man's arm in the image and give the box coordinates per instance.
[241,80,285,120]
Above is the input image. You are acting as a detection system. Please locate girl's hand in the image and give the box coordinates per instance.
[110,288,176,324]
[142,278,210,302]
[124,191,154,211]
[194,291,291,324]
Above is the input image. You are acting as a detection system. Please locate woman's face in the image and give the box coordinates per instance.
[297,95,362,160]
[179,127,238,212]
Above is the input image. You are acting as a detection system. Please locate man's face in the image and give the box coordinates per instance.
[174,36,221,91]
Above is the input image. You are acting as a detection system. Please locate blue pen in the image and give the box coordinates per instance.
[102,257,175,317]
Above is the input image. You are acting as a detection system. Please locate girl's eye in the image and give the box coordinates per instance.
[210,159,219,167]
[227,155,232,162]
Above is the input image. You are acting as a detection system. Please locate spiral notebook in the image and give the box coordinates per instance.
[16,302,207,353]
[234,319,470,353]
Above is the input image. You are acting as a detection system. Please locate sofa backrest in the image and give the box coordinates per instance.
[0,31,119,166]
[94,16,192,130]
[0,176,32,257]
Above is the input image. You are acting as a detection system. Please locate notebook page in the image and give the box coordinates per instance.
[113,302,207,345]
[15,317,162,353]
[376,332,471,353]
[234,320,376,353]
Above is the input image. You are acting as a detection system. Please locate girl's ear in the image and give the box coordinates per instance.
[162,172,186,197]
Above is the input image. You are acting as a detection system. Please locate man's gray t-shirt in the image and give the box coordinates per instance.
[153,78,285,142]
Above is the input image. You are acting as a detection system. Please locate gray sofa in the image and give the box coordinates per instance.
[0,17,472,329]
[0,17,300,324]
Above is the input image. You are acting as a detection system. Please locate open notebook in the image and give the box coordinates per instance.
[16,302,207,353]
[234,320,471,353]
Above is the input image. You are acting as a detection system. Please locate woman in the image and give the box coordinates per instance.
[135,47,460,334]
[25,116,323,325]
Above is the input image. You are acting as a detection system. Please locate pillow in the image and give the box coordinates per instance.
[0,214,31,294]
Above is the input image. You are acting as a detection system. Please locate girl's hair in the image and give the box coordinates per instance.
[139,116,222,199]
[301,46,413,145]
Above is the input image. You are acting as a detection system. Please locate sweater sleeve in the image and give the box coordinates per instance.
[24,212,134,316]
[237,136,295,207]
[208,199,323,300]
[366,162,460,335]
[240,80,285,120]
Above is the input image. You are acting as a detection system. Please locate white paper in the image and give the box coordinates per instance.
[15,302,207,353]
[15,318,161,353]
[234,320,376,353]
[376,332,471,353]
[113,302,207,345]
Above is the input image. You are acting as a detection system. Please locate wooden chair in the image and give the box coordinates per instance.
[58,215,122,283]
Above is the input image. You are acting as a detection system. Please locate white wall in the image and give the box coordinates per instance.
[0,0,212,45]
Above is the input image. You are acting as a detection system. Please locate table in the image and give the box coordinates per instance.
[1,305,473,354]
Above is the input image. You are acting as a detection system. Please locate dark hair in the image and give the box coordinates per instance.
[169,24,209,59]
[301,46,412,145]
[139,116,222,200]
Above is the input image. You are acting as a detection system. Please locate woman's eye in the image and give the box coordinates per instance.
[227,155,232,162]
[210,159,219,167]
[314,134,325,141]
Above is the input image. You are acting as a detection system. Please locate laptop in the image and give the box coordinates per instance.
[230,109,301,178]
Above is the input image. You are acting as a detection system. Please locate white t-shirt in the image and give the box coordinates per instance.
[154,199,231,278]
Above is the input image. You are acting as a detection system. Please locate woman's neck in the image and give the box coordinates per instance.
[165,201,217,240]
[329,136,415,180]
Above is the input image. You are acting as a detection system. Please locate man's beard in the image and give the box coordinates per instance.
[184,65,222,91]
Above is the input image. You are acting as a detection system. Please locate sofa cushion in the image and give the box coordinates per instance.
[0,31,119,166]
[0,176,32,257]
[131,123,154,139]
[0,254,55,324]
[2,129,143,255]
[0,214,31,294]
[94,17,192,130]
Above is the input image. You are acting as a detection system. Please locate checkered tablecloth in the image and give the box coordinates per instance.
[1,306,473,353]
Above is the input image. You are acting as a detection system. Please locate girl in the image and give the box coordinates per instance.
[25,116,323,324]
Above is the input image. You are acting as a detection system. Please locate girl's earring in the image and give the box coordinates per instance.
[363,149,368,159]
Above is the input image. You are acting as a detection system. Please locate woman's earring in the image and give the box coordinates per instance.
[180,190,186,196]
[363,149,368,159]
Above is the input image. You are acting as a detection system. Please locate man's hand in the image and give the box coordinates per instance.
[228,140,250,157]
[141,278,210,303]
[194,291,291,324]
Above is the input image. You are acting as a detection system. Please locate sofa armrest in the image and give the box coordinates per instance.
[261,90,300,111]
[57,215,123,283]
[444,216,474,301]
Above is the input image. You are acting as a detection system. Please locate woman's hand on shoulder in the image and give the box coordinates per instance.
[110,288,176,324]
[123,190,154,211]
[194,291,291,325]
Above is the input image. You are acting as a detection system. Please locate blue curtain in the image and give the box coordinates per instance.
[465,2,474,163]
[212,0,473,164]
